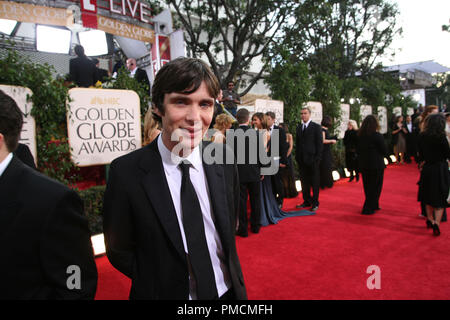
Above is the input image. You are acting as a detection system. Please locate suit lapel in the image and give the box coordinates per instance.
[201,144,232,255]
[0,156,23,238]
[139,141,186,262]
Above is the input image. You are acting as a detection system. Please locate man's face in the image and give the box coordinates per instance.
[266,116,275,127]
[126,59,136,71]
[227,82,234,91]
[301,109,311,122]
[155,81,215,155]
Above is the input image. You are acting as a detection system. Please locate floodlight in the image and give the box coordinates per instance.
[36,25,72,54]
[0,19,17,35]
[78,30,108,56]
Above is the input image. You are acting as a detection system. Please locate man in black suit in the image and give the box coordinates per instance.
[404,115,418,163]
[265,111,288,208]
[0,90,97,299]
[295,107,323,211]
[103,57,247,300]
[234,108,262,237]
[69,45,98,88]
[126,58,150,89]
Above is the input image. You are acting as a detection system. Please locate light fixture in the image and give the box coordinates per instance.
[344,168,351,178]
[389,155,397,163]
[36,25,72,54]
[332,170,340,181]
[91,233,106,256]
[78,29,108,56]
[384,158,389,165]
[295,180,302,192]
[0,19,17,35]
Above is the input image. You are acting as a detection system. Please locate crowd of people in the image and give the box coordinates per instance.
[1,55,449,300]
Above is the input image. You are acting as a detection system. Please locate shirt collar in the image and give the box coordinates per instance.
[157,134,202,174]
[0,153,13,177]
[303,119,312,127]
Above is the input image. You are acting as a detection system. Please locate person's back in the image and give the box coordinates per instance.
[357,132,386,170]
[69,45,98,88]
[418,133,450,164]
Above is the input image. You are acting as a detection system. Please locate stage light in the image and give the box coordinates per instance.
[0,19,17,35]
[384,158,389,165]
[78,29,108,56]
[344,168,350,178]
[332,170,340,181]
[389,155,397,163]
[91,233,106,256]
[36,25,72,54]
[295,180,302,192]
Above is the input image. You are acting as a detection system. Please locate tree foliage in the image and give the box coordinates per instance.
[166,0,293,95]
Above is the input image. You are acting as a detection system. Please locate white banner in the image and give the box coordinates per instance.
[337,104,350,139]
[393,106,402,117]
[254,99,284,125]
[306,101,323,125]
[360,105,372,123]
[0,85,37,166]
[67,88,141,167]
[377,106,388,134]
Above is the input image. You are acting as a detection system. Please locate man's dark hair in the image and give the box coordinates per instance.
[358,115,379,137]
[0,90,23,152]
[151,57,220,116]
[236,108,250,124]
[74,45,85,57]
[265,111,276,120]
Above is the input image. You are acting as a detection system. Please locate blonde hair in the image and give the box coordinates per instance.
[213,113,234,131]
[143,108,161,146]
[348,119,358,130]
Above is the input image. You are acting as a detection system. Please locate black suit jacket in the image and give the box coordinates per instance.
[103,139,247,300]
[234,125,261,183]
[0,156,97,299]
[14,143,36,169]
[295,121,323,166]
[268,125,288,166]
[69,56,98,88]
[357,132,387,170]
[134,68,150,88]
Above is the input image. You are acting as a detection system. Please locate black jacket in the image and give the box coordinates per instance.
[234,125,262,183]
[0,156,98,299]
[103,140,247,300]
[295,121,323,166]
[69,56,98,88]
[357,132,387,170]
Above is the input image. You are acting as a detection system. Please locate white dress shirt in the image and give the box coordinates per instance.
[157,134,231,299]
[302,119,312,131]
[0,153,13,177]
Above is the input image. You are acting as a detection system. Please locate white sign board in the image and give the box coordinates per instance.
[360,105,372,123]
[393,106,402,117]
[407,107,414,116]
[67,88,142,167]
[337,104,350,139]
[306,101,323,125]
[0,85,37,166]
[377,106,388,134]
[254,99,284,124]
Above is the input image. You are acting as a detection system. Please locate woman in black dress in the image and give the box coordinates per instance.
[343,120,359,182]
[279,123,299,198]
[320,116,337,189]
[417,113,450,236]
[357,115,387,215]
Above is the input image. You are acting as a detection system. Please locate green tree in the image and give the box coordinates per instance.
[166,0,293,95]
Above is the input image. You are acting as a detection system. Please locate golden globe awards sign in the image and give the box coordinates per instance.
[67,88,141,167]
[0,85,37,166]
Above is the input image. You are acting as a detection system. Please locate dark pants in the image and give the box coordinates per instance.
[361,168,384,214]
[238,181,261,233]
[271,172,285,207]
[298,162,320,207]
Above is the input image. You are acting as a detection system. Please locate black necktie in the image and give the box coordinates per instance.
[302,124,306,133]
[179,161,218,300]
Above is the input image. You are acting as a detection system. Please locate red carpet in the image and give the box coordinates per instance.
[94,163,450,300]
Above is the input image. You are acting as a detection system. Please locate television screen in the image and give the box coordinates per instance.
[36,25,72,54]
[0,19,17,35]
[78,30,108,56]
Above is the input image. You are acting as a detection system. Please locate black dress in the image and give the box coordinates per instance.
[417,134,450,208]
[343,129,358,174]
[319,128,334,189]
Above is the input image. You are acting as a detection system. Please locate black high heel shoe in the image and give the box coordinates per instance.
[432,223,440,236]
[426,220,433,229]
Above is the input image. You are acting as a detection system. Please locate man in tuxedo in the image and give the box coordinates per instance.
[404,115,418,163]
[0,90,97,299]
[103,57,247,300]
[295,107,323,211]
[126,58,150,89]
[265,111,288,208]
[209,89,225,129]
[235,108,262,237]
[69,45,98,88]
